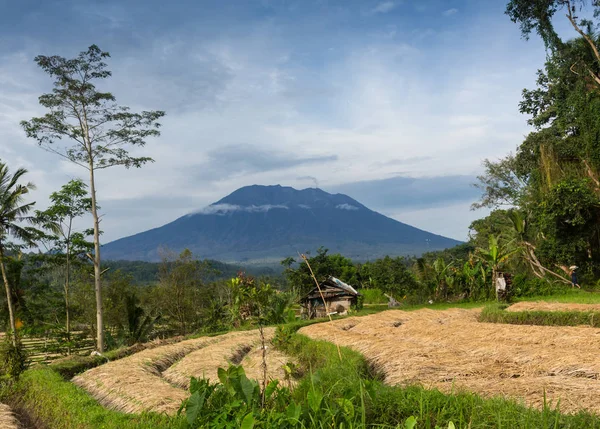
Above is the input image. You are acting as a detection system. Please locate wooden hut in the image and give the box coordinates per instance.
[300,276,359,319]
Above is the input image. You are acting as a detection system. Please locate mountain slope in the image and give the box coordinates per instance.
[102,185,461,262]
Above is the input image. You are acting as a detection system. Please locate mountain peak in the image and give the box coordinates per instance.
[214,184,361,209]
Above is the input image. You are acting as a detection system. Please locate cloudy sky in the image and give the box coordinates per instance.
[1,0,550,242]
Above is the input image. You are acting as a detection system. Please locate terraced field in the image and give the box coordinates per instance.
[73,327,292,415]
[299,307,600,414]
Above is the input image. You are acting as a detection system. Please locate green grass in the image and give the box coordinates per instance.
[10,367,185,429]
[517,289,600,304]
[479,303,600,328]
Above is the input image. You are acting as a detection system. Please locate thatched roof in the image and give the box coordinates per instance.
[301,276,359,303]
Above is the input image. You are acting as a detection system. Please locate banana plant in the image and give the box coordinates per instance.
[476,235,519,299]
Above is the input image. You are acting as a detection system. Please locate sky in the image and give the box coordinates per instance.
[0,0,551,242]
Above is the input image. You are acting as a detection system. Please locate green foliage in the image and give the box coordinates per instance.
[282,247,358,295]
[359,288,387,304]
[359,256,420,299]
[0,333,28,381]
[511,274,566,297]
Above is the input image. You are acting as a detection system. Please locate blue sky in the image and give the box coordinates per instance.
[1,0,550,242]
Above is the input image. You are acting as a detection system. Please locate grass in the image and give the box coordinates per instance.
[10,368,185,429]
[479,303,600,328]
[518,289,600,304]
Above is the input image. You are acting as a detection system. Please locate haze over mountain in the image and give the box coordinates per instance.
[102,185,461,263]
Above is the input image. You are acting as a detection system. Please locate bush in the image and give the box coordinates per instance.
[359,288,387,304]
[0,334,28,381]
[511,274,566,298]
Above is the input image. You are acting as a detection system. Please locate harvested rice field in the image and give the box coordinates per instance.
[163,327,292,389]
[507,301,600,312]
[73,328,292,415]
[0,404,20,429]
[299,308,600,414]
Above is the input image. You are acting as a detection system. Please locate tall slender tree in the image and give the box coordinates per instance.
[0,162,38,345]
[36,179,93,351]
[21,45,165,351]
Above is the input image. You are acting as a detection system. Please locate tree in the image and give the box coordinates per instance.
[506,0,600,87]
[35,179,93,351]
[155,249,208,335]
[21,45,166,352]
[0,163,39,345]
[281,247,357,295]
[476,235,520,299]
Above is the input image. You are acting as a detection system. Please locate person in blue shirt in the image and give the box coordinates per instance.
[569,266,581,289]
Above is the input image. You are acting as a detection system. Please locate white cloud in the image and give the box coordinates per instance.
[372,2,396,14]
[336,204,359,211]
[194,204,289,215]
[443,8,458,16]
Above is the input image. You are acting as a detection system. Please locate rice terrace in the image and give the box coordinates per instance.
[6,0,600,428]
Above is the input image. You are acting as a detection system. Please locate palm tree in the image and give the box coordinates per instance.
[0,162,38,345]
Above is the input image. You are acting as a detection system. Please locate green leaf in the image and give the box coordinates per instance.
[218,367,227,385]
[238,374,258,404]
[286,402,301,421]
[185,390,206,425]
[307,388,323,413]
[265,379,279,399]
[404,416,417,429]
[241,412,255,429]
[336,398,355,419]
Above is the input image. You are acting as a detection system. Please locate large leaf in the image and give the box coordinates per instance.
[185,390,206,425]
[241,412,255,429]
[404,416,417,429]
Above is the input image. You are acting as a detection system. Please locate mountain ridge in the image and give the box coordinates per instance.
[102,185,461,263]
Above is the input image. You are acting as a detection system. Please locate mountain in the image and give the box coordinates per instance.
[102,185,461,263]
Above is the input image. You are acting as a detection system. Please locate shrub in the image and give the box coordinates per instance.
[0,334,28,381]
[359,288,387,304]
[511,274,566,298]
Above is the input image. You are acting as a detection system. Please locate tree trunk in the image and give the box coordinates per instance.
[492,268,498,301]
[89,166,104,353]
[0,246,17,346]
[65,238,71,355]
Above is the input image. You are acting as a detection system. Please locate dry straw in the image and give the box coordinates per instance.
[0,404,20,429]
[299,307,600,414]
[73,335,225,414]
[163,328,292,389]
[73,328,292,415]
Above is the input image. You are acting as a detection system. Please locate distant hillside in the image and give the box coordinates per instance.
[102,185,461,263]
[104,259,279,284]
